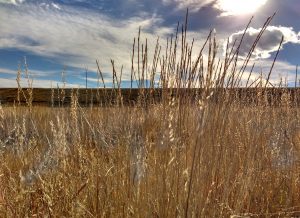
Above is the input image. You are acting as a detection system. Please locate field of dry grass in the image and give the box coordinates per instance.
[0,12,299,217]
[0,92,299,217]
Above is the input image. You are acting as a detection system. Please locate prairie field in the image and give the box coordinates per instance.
[0,13,299,217]
[0,89,300,217]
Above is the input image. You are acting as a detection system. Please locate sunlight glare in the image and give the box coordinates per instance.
[217,0,268,16]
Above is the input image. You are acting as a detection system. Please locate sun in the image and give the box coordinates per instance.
[217,0,268,16]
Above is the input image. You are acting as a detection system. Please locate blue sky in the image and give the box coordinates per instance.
[0,0,299,87]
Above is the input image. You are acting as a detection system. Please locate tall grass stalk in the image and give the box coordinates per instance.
[0,13,299,217]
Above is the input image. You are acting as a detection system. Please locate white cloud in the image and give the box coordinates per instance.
[214,0,268,16]
[0,1,216,87]
[0,64,93,87]
[2,1,297,88]
[163,0,270,16]
[0,67,18,75]
[226,26,300,59]
[0,0,25,5]
[162,0,214,12]
[39,2,61,10]
[228,59,298,87]
[0,77,81,88]
[0,3,174,74]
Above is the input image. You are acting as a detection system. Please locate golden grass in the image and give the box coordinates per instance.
[0,11,299,217]
[0,98,299,217]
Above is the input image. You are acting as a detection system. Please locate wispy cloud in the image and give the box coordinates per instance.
[0,65,88,87]
[0,0,25,5]
[226,26,300,59]
[236,59,298,86]
[162,0,214,12]
[0,76,81,88]
[0,0,299,88]
[0,67,18,75]
[161,0,269,16]
[0,3,174,73]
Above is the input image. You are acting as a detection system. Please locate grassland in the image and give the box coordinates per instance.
[0,13,299,217]
[0,91,299,217]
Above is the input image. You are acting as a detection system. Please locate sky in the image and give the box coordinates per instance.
[0,0,299,87]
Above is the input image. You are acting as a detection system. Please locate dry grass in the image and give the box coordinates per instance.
[0,97,299,217]
[0,12,299,217]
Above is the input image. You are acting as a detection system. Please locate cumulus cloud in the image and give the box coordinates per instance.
[226,26,300,59]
